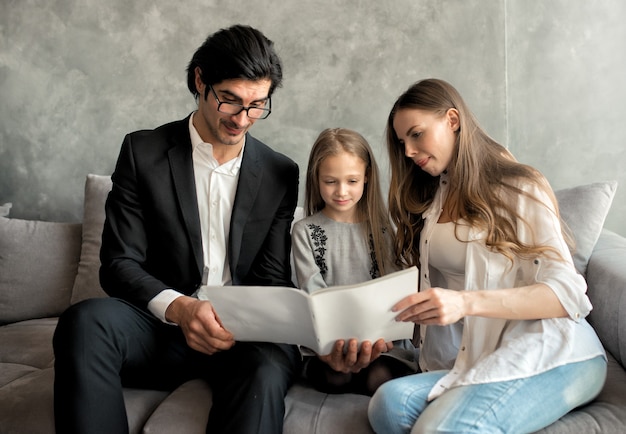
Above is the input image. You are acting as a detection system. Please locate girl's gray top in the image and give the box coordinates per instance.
[292,211,383,293]
[291,211,417,366]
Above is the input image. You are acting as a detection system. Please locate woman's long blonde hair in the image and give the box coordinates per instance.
[386,79,571,267]
[305,128,393,275]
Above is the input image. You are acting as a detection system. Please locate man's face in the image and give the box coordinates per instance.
[194,71,271,148]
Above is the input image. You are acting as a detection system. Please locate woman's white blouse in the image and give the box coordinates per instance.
[419,173,606,401]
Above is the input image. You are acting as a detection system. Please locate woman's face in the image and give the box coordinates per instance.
[393,108,459,177]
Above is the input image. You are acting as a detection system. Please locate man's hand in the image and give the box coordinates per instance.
[165,296,235,355]
[318,338,392,373]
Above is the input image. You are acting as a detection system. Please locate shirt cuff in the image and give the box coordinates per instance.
[148,289,185,324]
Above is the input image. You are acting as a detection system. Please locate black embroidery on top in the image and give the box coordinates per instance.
[307,223,328,279]
[308,222,383,281]
[368,232,380,279]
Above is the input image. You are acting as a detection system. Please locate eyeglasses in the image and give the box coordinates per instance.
[208,86,271,119]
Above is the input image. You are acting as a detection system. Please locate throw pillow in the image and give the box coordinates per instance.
[0,203,11,217]
[70,174,112,304]
[555,181,618,275]
[0,216,81,325]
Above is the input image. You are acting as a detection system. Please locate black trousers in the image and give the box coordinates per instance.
[53,297,301,434]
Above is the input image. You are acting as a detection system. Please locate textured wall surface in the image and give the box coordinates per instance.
[0,0,623,235]
[506,0,626,234]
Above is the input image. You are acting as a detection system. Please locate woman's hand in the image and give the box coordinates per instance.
[393,283,569,324]
[319,338,392,373]
[393,287,466,326]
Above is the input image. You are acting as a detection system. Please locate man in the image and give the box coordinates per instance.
[53,24,300,434]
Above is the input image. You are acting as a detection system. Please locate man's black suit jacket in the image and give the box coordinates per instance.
[99,115,299,309]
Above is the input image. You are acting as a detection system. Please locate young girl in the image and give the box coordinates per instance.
[292,128,417,396]
[367,79,606,433]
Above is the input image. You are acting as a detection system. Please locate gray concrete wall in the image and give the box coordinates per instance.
[0,0,623,235]
[506,0,626,235]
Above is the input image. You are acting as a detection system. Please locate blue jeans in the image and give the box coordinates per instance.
[368,356,606,434]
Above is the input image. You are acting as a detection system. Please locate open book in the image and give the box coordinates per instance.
[200,266,418,354]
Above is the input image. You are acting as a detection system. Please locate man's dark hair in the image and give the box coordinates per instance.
[186,24,283,99]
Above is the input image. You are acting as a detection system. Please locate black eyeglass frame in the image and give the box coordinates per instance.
[208,85,272,120]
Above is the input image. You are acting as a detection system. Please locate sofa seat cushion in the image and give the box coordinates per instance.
[121,388,170,434]
[142,378,211,433]
[0,363,40,388]
[0,367,56,434]
[1,356,624,434]
[0,363,169,434]
[284,383,374,434]
[0,318,57,369]
[141,379,375,434]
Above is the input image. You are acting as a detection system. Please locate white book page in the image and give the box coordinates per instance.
[309,267,418,354]
[202,285,320,350]
[199,266,418,354]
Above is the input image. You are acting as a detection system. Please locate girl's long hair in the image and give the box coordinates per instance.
[386,79,571,267]
[305,128,393,275]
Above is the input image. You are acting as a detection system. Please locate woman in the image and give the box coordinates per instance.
[367,79,606,433]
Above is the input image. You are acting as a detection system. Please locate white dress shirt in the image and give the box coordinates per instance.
[147,112,243,322]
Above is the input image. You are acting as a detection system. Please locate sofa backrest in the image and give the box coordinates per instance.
[585,229,626,368]
[0,217,81,325]
[0,174,112,325]
[70,174,112,304]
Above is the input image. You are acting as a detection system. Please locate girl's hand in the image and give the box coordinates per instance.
[393,287,466,326]
[319,338,391,373]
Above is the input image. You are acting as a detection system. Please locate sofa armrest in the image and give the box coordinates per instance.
[585,229,626,368]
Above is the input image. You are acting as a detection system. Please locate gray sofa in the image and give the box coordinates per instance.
[1,174,625,434]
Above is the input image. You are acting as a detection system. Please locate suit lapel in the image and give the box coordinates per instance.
[168,118,204,278]
[230,135,263,278]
